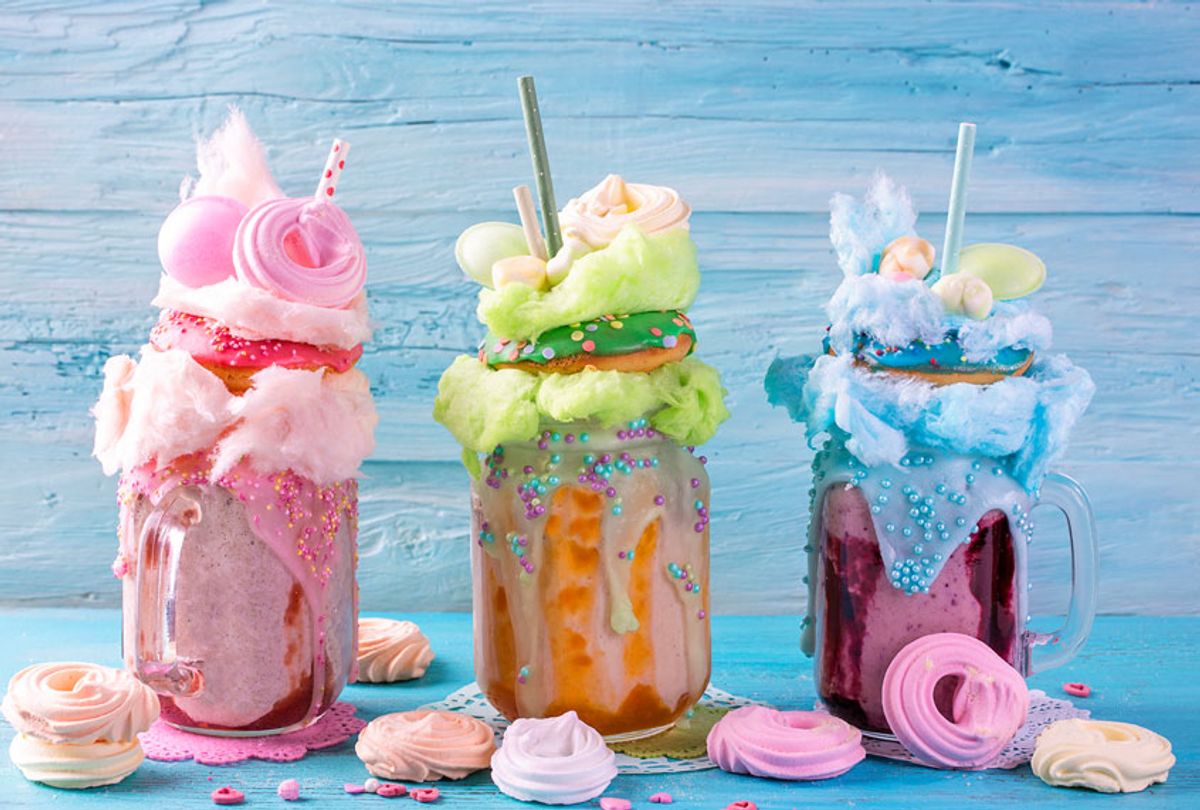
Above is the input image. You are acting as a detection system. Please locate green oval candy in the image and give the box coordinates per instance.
[958,242,1046,301]
[455,222,529,287]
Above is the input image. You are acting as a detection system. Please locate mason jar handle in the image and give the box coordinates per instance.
[133,486,205,697]
[1027,472,1098,674]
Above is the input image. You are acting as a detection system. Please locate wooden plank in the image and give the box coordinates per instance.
[0,610,1193,807]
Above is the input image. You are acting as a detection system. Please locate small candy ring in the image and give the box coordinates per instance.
[882,633,1028,769]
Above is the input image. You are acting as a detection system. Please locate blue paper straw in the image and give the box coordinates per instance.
[940,122,976,277]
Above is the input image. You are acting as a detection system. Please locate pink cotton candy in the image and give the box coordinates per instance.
[188,107,284,209]
[158,195,247,288]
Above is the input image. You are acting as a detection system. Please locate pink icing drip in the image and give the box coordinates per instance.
[150,310,363,372]
[120,453,358,724]
[234,197,366,308]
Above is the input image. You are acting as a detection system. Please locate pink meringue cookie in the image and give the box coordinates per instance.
[355,709,495,781]
[157,195,248,288]
[2,662,159,745]
[882,632,1029,769]
[356,618,435,683]
[706,705,865,781]
[234,197,366,308]
[490,711,617,805]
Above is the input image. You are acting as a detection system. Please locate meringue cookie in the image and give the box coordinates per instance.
[356,618,435,683]
[2,662,159,745]
[491,711,617,805]
[707,706,865,780]
[1032,718,1175,793]
[356,710,495,781]
[8,734,145,789]
[558,174,691,249]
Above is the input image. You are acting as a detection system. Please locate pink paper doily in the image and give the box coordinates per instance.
[815,689,1089,770]
[140,701,365,765]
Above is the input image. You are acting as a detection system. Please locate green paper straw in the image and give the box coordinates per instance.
[518,75,562,257]
[940,122,976,277]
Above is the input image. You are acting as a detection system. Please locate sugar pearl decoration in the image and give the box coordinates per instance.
[878,235,935,282]
[492,255,549,290]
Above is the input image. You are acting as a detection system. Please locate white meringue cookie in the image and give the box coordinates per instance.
[356,710,495,781]
[558,174,691,250]
[8,734,144,789]
[356,618,435,683]
[1032,718,1175,793]
[2,662,159,745]
[491,711,617,805]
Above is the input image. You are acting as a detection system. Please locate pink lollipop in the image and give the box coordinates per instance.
[882,633,1028,769]
[706,705,865,781]
[157,195,248,287]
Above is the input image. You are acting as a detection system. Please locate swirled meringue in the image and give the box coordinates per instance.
[490,711,617,805]
[356,710,495,781]
[2,662,159,745]
[559,174,691,249]
[356,618,435,683]
[1032,719,1175,793]
[234,197,366,308]
[8,734,145,789]
[707,706,865,780]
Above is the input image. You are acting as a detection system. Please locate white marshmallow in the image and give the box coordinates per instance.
[932,273,994,320]
[879,235,935,281]
[545,235,591,287]
[491,255,548,291]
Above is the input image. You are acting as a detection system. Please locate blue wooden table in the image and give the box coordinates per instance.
[0,611,1193,808]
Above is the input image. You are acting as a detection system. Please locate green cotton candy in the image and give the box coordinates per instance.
[477,226,700,340]
[433,355,730,457]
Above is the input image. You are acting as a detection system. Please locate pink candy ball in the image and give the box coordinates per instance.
[158,194,248,287]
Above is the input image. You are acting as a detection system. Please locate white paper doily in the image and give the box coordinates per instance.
[423,682,761,775]
[815,689,1090,770]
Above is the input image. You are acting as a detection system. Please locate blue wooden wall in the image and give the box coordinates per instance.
[1,1,1197,615]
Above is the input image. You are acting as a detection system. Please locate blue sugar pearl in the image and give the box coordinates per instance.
[908,493,919,504]
[871,505,881,514]
[913,544,924,554]
[885,523,896,533]
[966,473,976,485]
[923,496,934,506]
[548,476,559,486]
[909,508,920,518]
[925,567,935,577]
[993,466,1004,476]
[612,506,622,515]
[881,479,892,489]
[651,458,659,467]
[921,505,932,515]
[580,433,590,443]
[1012,503,1023,514]
[956,517,967,526]
[936,521,946,531]
[935,484,947,495]
[550,454,561,463]
[972,461,982,471]
[551,432,561,442]
[902,485,913,495]
[901,458,911,467]
[902,528,913,537]
[694,500,704,510]
[584,454,595,464]
[923,531,932,542]
[940,531,950,541]
[933,553,943,562]
[972,524,980,533]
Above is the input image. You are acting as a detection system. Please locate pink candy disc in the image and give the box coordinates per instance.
[1063,682,1092,698]
[158,195,248,288]
[234,196,367,308]
[211,785,245,805]
[649,793,674,804]
[707,705,865,781]
[376,783,407,798]
[599,799,631,810]
[410,787,440,803]
[882,632,1029,769]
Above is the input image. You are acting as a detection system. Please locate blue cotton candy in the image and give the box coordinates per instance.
[765,353,1093,492]
[830,172,918,278]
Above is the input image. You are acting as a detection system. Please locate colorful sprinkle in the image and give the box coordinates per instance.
[649,793,674,804]
[571,330,584,341]
[1063,682,1092,698]
[600,799,632,810]
[582,339,596,352]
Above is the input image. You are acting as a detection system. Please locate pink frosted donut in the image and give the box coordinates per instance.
[706,705,865,780]
[234,197,366,308]
[882,633,1028,769]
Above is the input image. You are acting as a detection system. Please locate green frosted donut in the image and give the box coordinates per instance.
[481,310,696,366]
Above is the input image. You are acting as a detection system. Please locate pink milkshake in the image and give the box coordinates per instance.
[94,112,376,734]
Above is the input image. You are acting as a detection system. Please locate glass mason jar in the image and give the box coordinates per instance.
[470,421,711,741]
[802,437,1097,735]
[119,461,358,736]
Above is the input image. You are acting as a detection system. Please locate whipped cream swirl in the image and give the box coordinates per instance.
[356,710,495,781]
[558,174,690,249]
[356,618,435,683]
[1033,719,1175,793]
[2,662,159,745]
[490,711,617,805]
[234,197,366,308]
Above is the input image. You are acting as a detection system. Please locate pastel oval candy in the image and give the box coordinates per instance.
[707,705,865,780]
[882,632,1028,769]
[879,235,935,282]
[958,242,1046,300]
[455,222,529,287]
[157,195,248,287]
